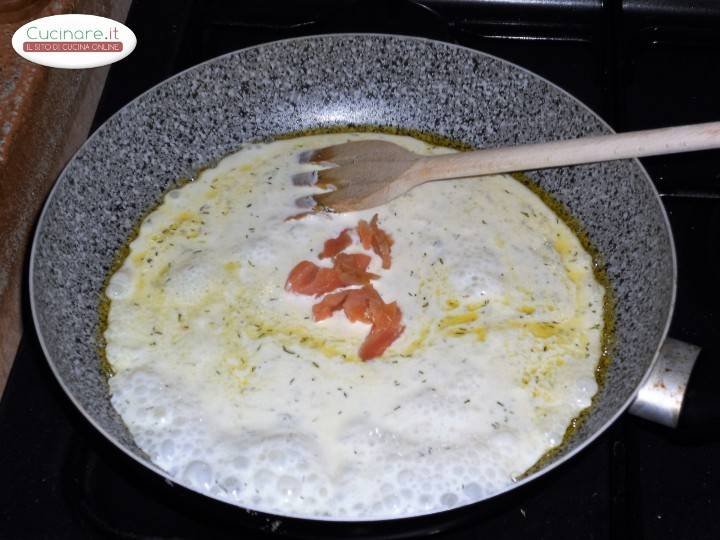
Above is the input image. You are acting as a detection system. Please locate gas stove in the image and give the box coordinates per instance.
[2,1,719,538]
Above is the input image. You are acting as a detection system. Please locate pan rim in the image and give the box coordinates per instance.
[29,32,677,523]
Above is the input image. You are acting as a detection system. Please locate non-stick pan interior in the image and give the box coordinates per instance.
[30,34,675,516]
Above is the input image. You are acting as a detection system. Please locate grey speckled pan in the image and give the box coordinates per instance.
[30,34,695,530]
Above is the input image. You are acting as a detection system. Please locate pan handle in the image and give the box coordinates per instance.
[629,338,720,431]
[628,338,700,428]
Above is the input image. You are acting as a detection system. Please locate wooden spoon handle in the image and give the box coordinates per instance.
[410,121,720,183]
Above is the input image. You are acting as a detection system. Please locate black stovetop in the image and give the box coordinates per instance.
[2,1,720,538]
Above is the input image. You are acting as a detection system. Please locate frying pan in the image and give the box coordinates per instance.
[29,34,703,535]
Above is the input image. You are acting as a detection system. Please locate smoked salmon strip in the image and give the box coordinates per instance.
[360,292,404,360]
[286,253,378,297]
[368,214,394,270]
[359,318,404,361]
[319,229,352,259]
[312,289,351,321]
[311,285,380,324]
[332,253,378,285]
[357,214,393,269]
[287,214,402,360]
[342,285,382,324]
[310,285,404,360]
[357,219,374,250]
[285,261,345,296]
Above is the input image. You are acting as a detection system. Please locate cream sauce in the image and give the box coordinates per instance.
[104,133,605,519]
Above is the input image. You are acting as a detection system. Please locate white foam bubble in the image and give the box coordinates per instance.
[106,268,133,299]
[219,475,243,499]
[462,482,484,500]
[159,439,175,461]
[183,461,213,490]
[164,260,214,305]
[276,475,301,498]
[440,492,459,508]
[253,468,275,489]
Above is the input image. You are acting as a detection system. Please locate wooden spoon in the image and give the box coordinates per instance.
[295,122,720,212]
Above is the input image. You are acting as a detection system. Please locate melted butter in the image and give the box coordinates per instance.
[402,323,431,356]
[438,312,478,328]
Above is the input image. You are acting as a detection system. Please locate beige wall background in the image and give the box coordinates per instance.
[0,0,131,397]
